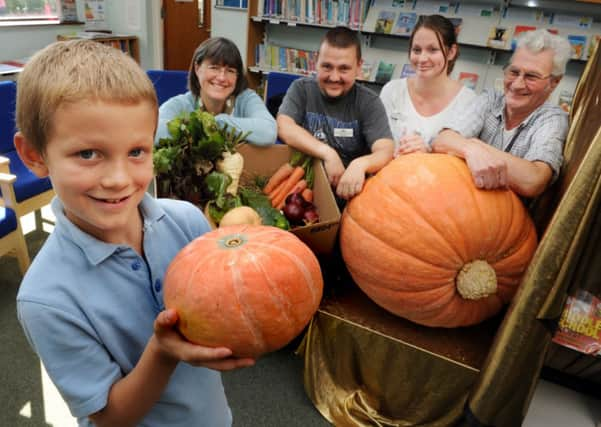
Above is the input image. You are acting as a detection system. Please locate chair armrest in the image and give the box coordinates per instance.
[0,171,18,209]
[0,155,9,174]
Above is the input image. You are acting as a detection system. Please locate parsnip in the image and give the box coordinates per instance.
[216,151,244,195]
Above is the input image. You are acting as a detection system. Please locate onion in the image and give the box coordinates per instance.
[283,201,305,224]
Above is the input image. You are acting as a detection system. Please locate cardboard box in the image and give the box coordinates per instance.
[237,144,341,255]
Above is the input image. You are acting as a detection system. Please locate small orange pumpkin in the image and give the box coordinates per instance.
[340,154,538,327]
[164,225,323,357]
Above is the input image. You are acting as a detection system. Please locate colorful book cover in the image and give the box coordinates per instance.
[375,10,396,34]
[552,290,601,356]
[400,63,415,78]
[458,72,479,90]
[374,60,395,84]
[360,61,375,81]
[567,35,587,60]
[588,35,601,59]
[487,26,509,49]
[392,12,417,35]
[558,89,574,113]
[511,25,536,50]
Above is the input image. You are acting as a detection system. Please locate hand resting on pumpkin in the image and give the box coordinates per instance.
[154,309,256,371]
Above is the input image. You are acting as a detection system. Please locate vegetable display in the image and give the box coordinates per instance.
[153,110,290,230]
[163,225,324,358]
[340,153,538,328]
[153,110,247,208]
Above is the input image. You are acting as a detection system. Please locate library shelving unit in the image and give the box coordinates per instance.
[245,0,601,101]
[56,34,140,64]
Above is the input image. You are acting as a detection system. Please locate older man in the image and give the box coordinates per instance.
[433,29,571,198]
[277,26,394,201]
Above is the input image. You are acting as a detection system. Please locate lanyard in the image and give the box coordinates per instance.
[496,117,525,153]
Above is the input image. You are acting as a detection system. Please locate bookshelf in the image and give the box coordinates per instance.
[244,0,600,103]
[56,34,140,64]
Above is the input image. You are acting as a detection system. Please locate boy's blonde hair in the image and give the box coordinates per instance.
[16,39,158,154]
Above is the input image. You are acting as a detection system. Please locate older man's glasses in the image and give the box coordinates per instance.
[503,65,552,85]
[204,64,238,79]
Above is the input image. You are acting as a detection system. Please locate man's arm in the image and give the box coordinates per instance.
[433,129,553,197]
[337,138,394,199]
[277,113,345,186]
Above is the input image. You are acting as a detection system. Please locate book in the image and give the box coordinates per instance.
[375,10,396,34]
[511,25,536,51]
[374,60,395,84]
[392,12,417,35]
[60,0,79,22]
[567,34,587,60]
[458,72,478,90]
[558,89,573,113]
[588,34,601,59]
[400,63,415,78]
[360,61,375,81]
[552,289,601,356]
[487,26,509,49]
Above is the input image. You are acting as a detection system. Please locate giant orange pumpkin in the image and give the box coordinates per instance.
[340,154,538,327]
[164,225,323,358]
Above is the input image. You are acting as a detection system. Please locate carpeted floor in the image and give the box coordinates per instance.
[0,229,330,427]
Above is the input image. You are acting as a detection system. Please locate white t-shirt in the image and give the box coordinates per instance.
[379,78,476,149]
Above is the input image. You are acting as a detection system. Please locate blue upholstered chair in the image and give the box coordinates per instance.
[263,72,301,144]
[0,171,30,275]
[0,81,54,233]
[146,69,189,106]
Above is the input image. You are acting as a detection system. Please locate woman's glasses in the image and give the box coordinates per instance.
[204,64,238,79]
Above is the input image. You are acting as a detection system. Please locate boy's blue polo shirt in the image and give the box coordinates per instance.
[17,194,232,427]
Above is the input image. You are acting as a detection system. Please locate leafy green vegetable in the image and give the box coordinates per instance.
[239,187,290,230]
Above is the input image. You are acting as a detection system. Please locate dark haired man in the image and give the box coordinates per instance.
[277,26,394,201]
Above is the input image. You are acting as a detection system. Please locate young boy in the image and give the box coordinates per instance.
[14,40,254,427]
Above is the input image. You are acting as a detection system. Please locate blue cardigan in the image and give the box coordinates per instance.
[155,89,277,146]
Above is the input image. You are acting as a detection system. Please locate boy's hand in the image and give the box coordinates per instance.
[153,309,255,371]
[336,158,366,200]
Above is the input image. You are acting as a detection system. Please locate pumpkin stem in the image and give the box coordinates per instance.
[219,234,247,249]
[456,260,497,300]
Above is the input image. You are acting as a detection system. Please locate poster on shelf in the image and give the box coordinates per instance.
[83,0,110,32]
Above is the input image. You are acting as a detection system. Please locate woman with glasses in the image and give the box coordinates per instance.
[379,15,476,155]
[156,37,277,146]
[433,29,571,198]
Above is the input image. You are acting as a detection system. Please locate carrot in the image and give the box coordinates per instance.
[263,162,294,194]
[268,178,289,201]
[271,166,305,208]
[301,188,313,203]
[277,179,308,210]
